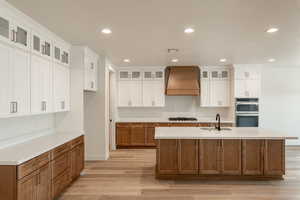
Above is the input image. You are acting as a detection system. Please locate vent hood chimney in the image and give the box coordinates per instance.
[165,66,200,96]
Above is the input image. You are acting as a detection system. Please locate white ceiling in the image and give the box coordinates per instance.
[7,0,300,66]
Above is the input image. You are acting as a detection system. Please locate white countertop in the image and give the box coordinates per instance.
[155,127,298,140]
[117,118,234,123]
[0,132,84,165]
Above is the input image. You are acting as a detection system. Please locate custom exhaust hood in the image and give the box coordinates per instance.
[165,66,200,96]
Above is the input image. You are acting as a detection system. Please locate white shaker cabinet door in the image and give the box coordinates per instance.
[142,80,154,107]
[246,79,260,98]
[210,80,230,107]
[118,81,132,107]
[200,80,210,106]
[0,42,11,116]
[54,63,70,112]
[11,48,30,115]
[31,55,53,114]
[153,80,165,107]
[130,80,143,107]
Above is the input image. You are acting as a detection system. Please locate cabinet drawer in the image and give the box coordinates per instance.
[51,143,71,160]
[18,152,50,179]
[52,170,70,198]
[71,136,84,148]
[52,153,70,179]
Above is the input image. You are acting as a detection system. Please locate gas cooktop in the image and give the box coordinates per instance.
[168,117,198,121]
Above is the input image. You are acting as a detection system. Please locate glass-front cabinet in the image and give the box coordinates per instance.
[0,16,10,42]
[32,30,52,59]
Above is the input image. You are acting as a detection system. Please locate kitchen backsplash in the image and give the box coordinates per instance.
[117,96,234,121]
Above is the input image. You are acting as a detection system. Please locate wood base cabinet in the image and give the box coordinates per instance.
[116,122,233,148]
[0,135,85,200]
[156,139,285,180]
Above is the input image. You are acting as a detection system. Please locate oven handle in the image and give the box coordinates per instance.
[236,102,259,105]
[236,113,259,117]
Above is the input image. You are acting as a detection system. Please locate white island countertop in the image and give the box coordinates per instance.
[155,127,298,140]
[0,132,84,165]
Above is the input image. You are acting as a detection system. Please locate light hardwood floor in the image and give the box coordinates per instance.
[60,148,300,200]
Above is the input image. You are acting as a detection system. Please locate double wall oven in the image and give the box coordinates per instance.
[235,98,259,127]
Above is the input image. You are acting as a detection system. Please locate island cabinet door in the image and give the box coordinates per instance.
[130,125,146,146]
[116,125,131,146]
[178,140,198,174]
[157,140,179,174]
[242,140,264,175]
[199,140,221,174]
[264,140,285,176]
[220,140,242,175]
[17,171,38,200]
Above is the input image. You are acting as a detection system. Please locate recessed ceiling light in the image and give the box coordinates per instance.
[171,58,179,63]
[184,28,195,34]
[220,58,227,63]
[268,58,276,62]
[101,28,112,34]
[266,28,279,33]
[123,59,130,63]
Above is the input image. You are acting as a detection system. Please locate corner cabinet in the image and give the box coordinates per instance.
[117,68,165,107]
[200,67,231,107]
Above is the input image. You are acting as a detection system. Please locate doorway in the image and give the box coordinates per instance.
[108,66,117,151]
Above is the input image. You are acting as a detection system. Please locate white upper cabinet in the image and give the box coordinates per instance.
[0,42,30,117]
[0,42,11,117]
[143,80,165,107]
[200,67,231,107]
[32,30,52,60]
[31,55,53,114]
[142,69,164,80]
[235,66,260,80]
[118,80,143,107]
[53,63,70,112]
[71,46,99,91]
[0,1,71,118]
[118,67,165,107]
[234,65,261,98]
[0,14,11,44]
[0,11,30,51]
[54,42,70,66]
[84,47,98,91]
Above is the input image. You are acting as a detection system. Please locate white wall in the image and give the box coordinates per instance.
[260,65,300,145]
[0,114,55,147]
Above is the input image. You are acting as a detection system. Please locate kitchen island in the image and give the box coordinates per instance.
[155,127,298,180]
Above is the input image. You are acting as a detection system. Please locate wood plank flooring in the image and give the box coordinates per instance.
[59,148,300,200]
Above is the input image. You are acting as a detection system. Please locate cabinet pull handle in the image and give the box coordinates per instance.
[11,30,15,42]
[10,102,14,113]
[14,30,17,42]
[15,102,18,113]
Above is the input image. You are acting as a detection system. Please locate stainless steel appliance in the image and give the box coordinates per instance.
[235,98,259,127]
